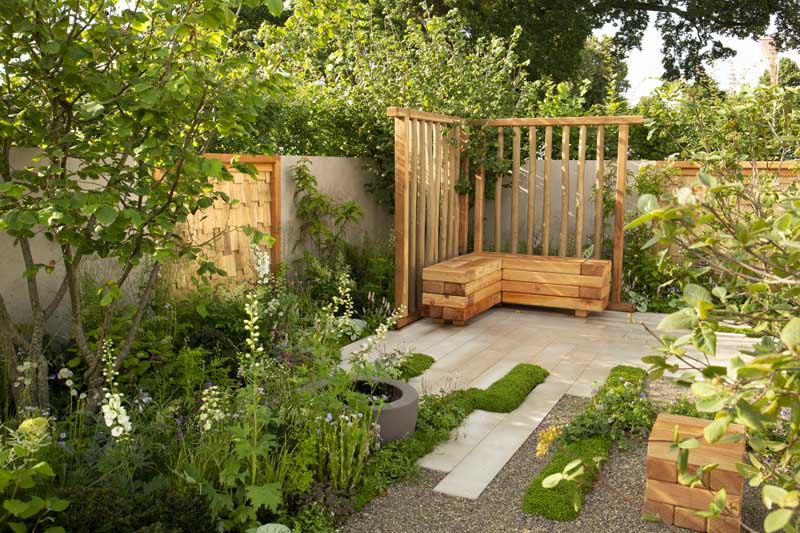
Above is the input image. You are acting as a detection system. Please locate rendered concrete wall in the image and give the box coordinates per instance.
[279,156,392,264]
[1,151,391,331]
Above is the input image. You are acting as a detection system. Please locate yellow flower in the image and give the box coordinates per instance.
[17,417,48,438]
[535,425,563,458]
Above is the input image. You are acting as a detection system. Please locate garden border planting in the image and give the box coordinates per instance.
[521,365,648,521]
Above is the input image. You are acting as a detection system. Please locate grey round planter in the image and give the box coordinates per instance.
[306,376,419,443]
[357,377,419,443]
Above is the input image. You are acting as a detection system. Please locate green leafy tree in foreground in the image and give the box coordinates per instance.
[0,0,281,411]
[628,84,800,532]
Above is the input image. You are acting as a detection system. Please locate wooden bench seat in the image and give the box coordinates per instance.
[421,252,611,325]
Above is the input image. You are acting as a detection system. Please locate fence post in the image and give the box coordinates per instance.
[611,124,629,309]
[393,112,410,320]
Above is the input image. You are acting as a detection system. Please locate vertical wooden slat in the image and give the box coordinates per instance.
[575,125,587,258]
[408,120,417,313]
[432,123,441,264]
[474,164,484,252]
[612,124,629,305]
[439,126,449,260]
[459,132,469,254]
[526,127,536,254]
[425,121,435,266]
[394,116,409,317]
[494,128,504,252]
[559,126,570,257]
[451,125,461,257]
[415,120,426,304]
[511,126,521,253]
[594,126,605,259]
[542,126,552,256]
[269,158,281,269]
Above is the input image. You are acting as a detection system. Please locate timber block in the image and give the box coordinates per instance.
[644,413,746,533]
[421,255,502,325]
[644,499,674,525]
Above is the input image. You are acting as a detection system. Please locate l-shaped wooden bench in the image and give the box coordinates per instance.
[421,252,611,325]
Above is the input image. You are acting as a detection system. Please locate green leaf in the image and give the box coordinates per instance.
[637,194,659,213]
[693,324,717,356]
[678,438,700,449]
[541,473,564,489]
[658,309,698,330]
[245,483,281,511]
[684,284,712,306]
[735,400,768,432]
[46,497,69,512]
[691,381,719,398]
[266,0,283,16]
[3,499,28,517]
[780,317,800,350]
[8,523,26,533]
[763,485,789,508]
[703,416,729,444]
[764,508,793,532]
[95,205,118,226]
[30,461,55,477]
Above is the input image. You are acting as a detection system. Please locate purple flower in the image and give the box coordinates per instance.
[639,392,647,399]
[780,407,791,421]
[325,412,333,423]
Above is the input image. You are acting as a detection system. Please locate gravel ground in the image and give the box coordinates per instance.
[341,382,768,533]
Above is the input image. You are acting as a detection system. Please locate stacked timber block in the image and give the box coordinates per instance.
[645,413,746,533]
[475,252,611,318]
[421,255,502,326]
[420,252,612,325]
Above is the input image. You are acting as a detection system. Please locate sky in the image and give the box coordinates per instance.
[597,19,800,103]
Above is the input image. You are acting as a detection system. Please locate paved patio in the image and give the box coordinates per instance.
[341,306,750,501]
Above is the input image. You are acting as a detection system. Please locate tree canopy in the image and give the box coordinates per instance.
[388,0,799,81]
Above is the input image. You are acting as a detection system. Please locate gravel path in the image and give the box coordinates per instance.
[342,383,768,533]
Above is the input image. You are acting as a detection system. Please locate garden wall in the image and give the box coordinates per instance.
[279,156,392,264]
[0,151,390,332]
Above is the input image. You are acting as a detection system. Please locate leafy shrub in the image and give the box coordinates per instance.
[58,485,212,533]
[630,83,800,532]
[474,364,549,412]
[0,419,69,532]
[522,437,611,521]
[560,365,654,444]
[395,354,435,381]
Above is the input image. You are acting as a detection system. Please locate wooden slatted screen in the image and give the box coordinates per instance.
[389,108,645,323]
[171,154,281,287]
[388,108,465,324]
[473,116,645,312]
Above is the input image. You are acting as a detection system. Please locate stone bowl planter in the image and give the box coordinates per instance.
[305,376,419,443]
[353,377,419,442]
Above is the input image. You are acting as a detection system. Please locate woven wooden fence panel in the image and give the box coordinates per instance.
[169,154,281,288]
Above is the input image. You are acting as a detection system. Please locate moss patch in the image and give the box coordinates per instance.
[522,436,611,521]
[396,353,435,381]
[474,364,550,412]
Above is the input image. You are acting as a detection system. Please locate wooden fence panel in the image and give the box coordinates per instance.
[174,154,281,288]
